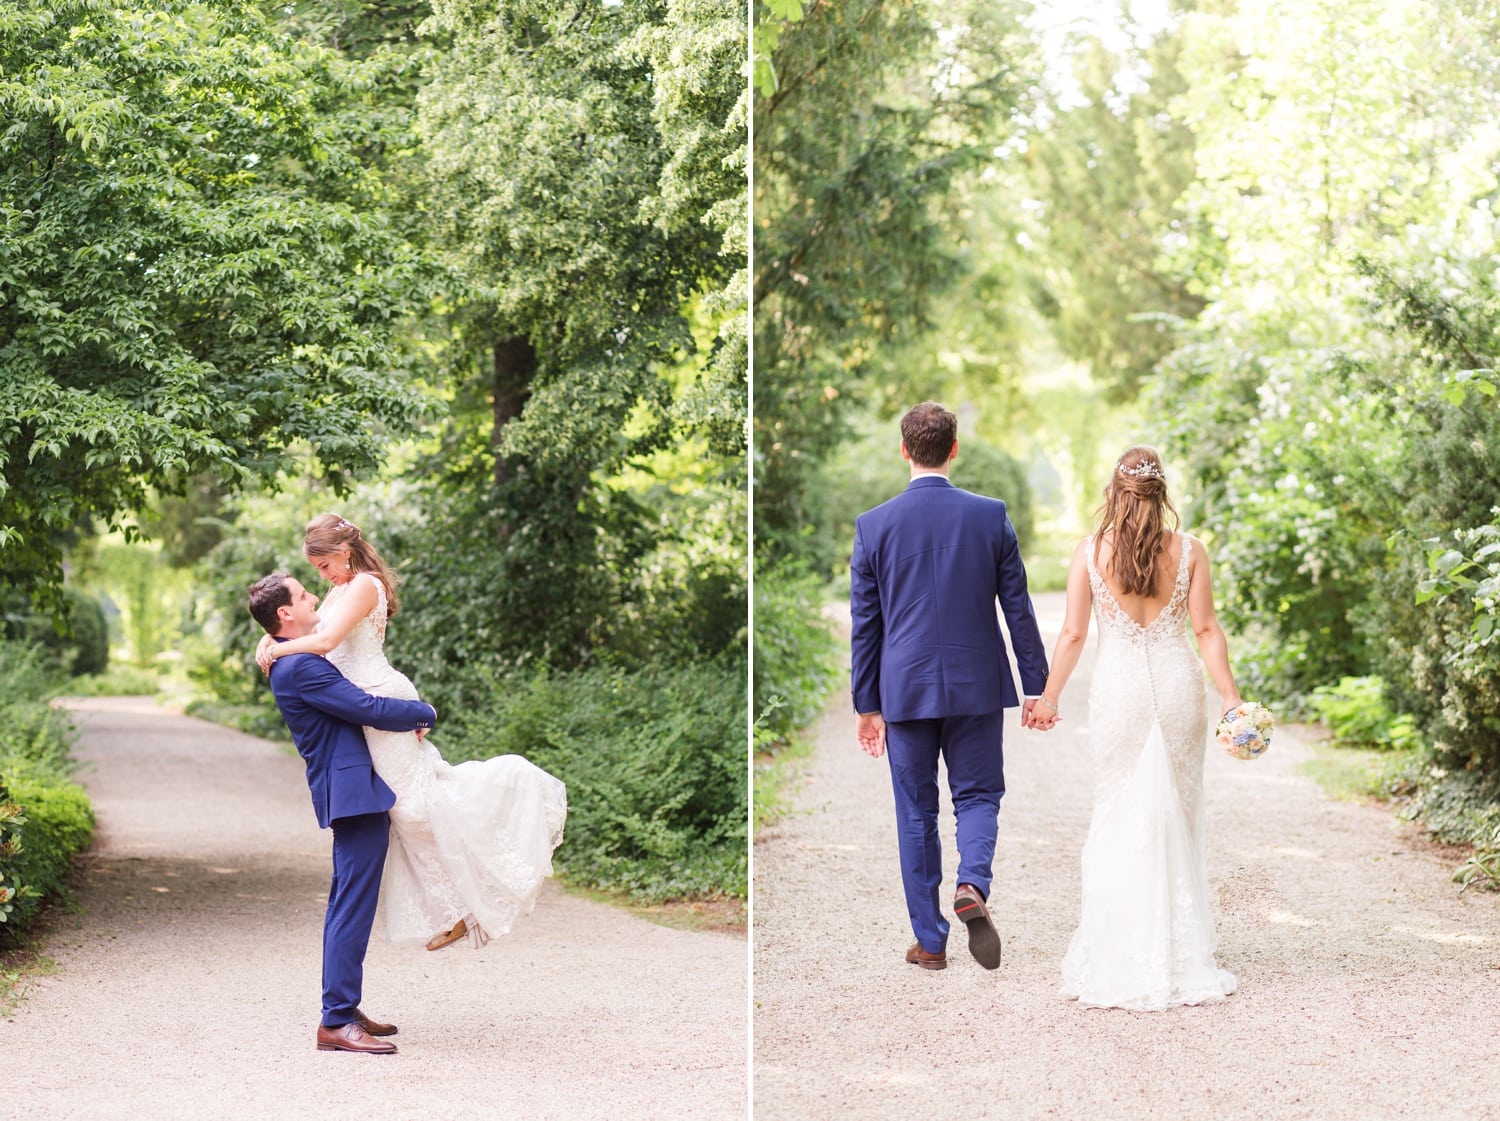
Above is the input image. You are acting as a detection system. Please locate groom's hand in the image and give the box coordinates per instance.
[856,712,886,758]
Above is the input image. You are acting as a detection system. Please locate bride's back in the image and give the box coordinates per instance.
[1092,531,1185,628]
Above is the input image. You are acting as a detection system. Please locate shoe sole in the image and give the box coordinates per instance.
[426,922,468,951]
[955,897,1002,970]
[908,956,947,970]
[316,1044,398,1054]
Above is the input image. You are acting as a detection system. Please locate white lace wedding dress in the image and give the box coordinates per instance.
[1059,533,1237,1010]
[320,581,567,948]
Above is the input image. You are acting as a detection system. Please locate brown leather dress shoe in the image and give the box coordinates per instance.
[905,942,947,970]
[353,1009,397,1037]
[316,1021,398,1054]
[954,882,1001,970]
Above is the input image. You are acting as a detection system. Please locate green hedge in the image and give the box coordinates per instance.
[437,656,747,903]
[752,562,841,748]
[0,642,96,937]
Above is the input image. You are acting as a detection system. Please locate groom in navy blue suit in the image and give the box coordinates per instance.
[249,572,436,1054]
[850,402,1049,971]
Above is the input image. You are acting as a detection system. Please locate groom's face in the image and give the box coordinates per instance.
[277,577,321,637]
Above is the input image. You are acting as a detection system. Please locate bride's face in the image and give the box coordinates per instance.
[307,550,353,586]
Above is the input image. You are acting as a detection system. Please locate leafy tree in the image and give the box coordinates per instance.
[0,1,429,616]
[403,0,746,665]
[753,0,1033,565]
[1019,24,1208,402]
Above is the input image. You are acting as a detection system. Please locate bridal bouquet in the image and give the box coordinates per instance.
[1217,701,1273,760]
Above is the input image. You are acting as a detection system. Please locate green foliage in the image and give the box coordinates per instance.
[0,792,26,926]
[752,563,841,748]
[407,0,746,669]
[0,641,94,937]
[1453,824,1500,892]
[63,666,160,698]
[820,415,1034,575]
[1308,677,1419,752]
[75,540,194,668]
[1114,1,1500,839]
[1394,764,1500,854]
[1019,26,1207,401]
[0,0,431,617]
[2,587,108,678]
[438,657,747,902]
[0,771,93,933]
[754,0,1033,563]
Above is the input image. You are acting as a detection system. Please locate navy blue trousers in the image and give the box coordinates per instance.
[322,811,389,1027]
[885,710,1007,953]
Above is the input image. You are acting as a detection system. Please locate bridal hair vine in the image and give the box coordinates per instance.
[1118,460,1164,481]
[337,519,359,534]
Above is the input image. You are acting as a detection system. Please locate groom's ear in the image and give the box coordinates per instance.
[899,440,912,463]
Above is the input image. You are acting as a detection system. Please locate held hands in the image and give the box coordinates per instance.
[855,712,886,758]
[1023,695,1061,732]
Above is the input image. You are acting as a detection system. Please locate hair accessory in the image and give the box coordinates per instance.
[1118,460,1164,480]
[337,519,358,534]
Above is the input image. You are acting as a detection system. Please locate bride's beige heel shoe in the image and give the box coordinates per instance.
[426,918,468,951]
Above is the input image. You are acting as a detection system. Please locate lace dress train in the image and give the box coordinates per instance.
[321,582,567,947]
[1059,534,1236,1010]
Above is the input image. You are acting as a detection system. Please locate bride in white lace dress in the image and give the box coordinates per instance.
[257,514,567,951]
[1030,447,1240,1010]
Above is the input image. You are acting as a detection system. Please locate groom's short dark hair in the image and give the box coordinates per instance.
[248,572,292,634]
[901,402,958,468]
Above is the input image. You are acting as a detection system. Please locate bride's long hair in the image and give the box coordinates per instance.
[303,514,402,616]
[1094,446,1179,597]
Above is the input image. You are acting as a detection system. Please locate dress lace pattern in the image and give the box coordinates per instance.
[1059,533,1237,1010]
[321,580,567,947]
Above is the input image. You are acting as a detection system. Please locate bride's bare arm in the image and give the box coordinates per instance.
[255,574,380,671]
[1032,539,1093,728]
[1185,537,1242,713]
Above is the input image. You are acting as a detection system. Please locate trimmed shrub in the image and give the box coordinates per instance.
[0,770,93,931]
[0,641,95,938]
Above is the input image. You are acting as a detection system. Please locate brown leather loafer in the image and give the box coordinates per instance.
[353,1009,397,1037]
[316,1021,398,1054]
[905,942,947,970]
[954,882,1001,970]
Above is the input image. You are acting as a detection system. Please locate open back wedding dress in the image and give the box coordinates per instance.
[321,580,567,948]
[1059,533,1236,1010]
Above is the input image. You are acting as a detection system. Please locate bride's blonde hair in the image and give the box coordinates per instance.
[303,514,401,616]
[1094,446,1179,598]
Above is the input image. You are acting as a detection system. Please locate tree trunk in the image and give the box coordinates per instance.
[492,335,535,492]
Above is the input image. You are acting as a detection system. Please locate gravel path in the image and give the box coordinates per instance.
[6,697,747,1121]
[752,594,1500,1121]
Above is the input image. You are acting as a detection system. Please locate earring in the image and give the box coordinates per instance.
[345,559,353,571]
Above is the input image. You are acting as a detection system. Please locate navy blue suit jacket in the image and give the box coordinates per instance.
[850,475,1049,722]
[268,650,436,829]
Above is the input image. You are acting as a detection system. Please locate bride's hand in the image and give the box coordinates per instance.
[254,635,277,675]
